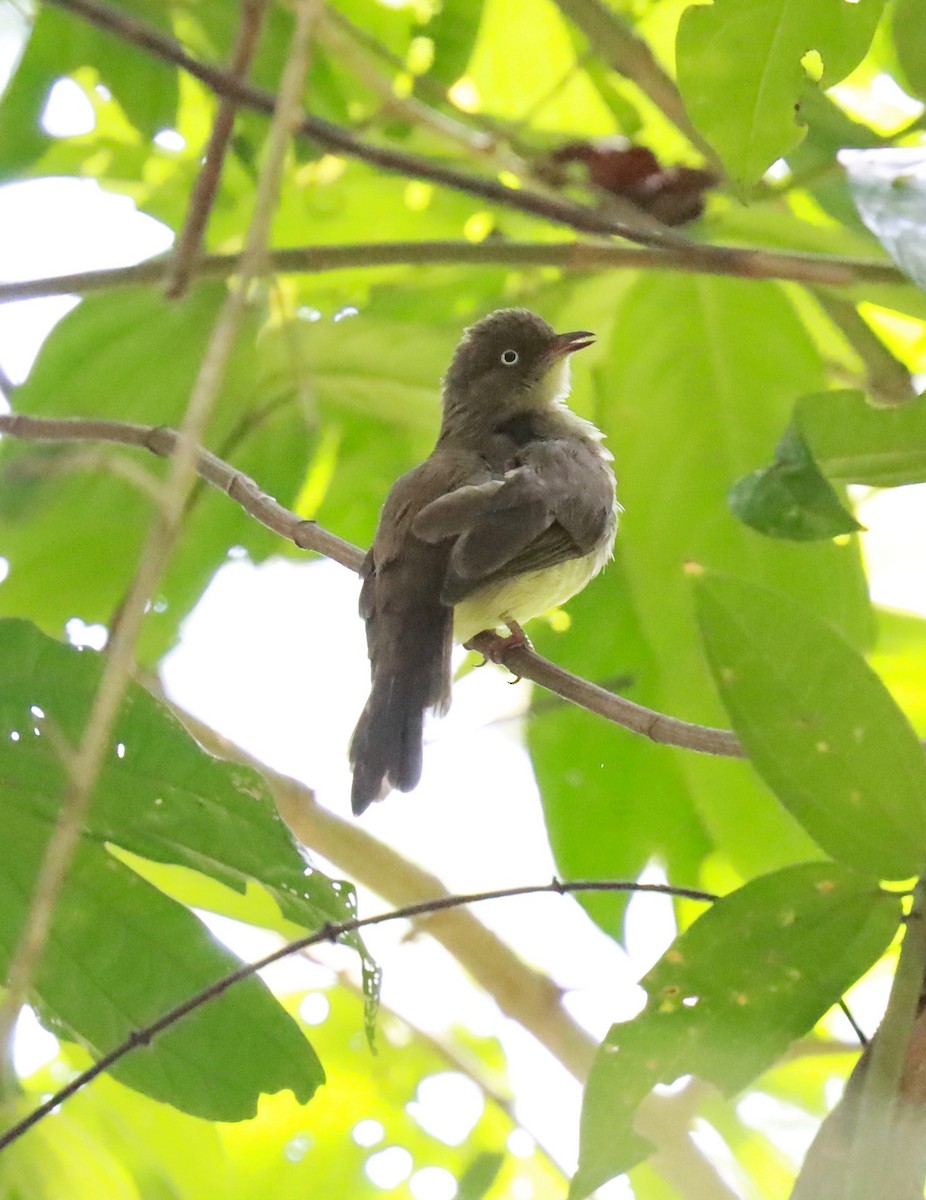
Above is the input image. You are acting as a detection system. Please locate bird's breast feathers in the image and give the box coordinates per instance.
[452,513,616,644]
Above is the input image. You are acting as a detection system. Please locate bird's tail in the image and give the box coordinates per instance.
[349,603,452,815]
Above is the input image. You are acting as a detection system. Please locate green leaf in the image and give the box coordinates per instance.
[428,0,485,87]
[528,565,711,939]
[694,571,926,879]
[729,424,862,541]
[797,388,926,487]
[597,274,872,881]
[21,836,324,1119]
[840,148,926,292]
[0,282,308,660]
[0,4,178,177]
[871,607,926,737]
[0,618,358,935]
[892,0,926,101]
[729,390,926,539]
[677,0,885,184]
[572,863,900,1197]
[0,618,377,1115]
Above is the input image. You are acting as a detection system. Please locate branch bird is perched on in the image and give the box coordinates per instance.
[349,308,618,814]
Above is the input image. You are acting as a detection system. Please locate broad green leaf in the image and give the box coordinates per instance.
[729,390,926,539]
[11,833,324,1119]
[0,618,358,934]
[840,148,926,292]
[467,0,614,131]
[798,388,926,487]
[871,607,926,736]
[0,3,177,178]
[892,0,926,101]
[677,0,885,183]
[427,0,485,87]
[0,618,374,1113]
[694,572,926,879]
[729,424,862,541]
[0,282,308,660]
[597,274,872,880]
[528,561,711,939]
[15,988,560,1200]
[572,863,900,1197]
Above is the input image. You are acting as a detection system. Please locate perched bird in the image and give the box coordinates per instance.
[349,308,618,814]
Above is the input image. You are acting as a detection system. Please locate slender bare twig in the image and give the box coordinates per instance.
[0,0,323,1070]
[164,0,270,299]
[0,411,743,755]
[0,240,904,306]
[0,875,715,1153]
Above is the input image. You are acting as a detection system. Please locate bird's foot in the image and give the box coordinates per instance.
[466,621,532,668]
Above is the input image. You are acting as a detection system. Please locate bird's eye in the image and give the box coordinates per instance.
[500,349,519,366]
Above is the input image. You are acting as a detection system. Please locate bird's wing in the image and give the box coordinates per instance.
[413,439,615,605]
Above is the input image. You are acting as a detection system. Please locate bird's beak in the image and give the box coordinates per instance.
[547,330,596,359]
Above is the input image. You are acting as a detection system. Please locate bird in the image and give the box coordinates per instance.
[349,307,618,815]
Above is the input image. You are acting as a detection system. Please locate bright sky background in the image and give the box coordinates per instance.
[2,19,926,1194]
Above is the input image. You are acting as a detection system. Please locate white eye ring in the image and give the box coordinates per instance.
[500,349,519,366]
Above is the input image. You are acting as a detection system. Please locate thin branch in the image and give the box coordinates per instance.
[314,14,529,176]
[813,291,915,407]
[0,240,905,307]
[0,875,715,1153]
[164,0,270,299]
[161,698,601,1080]
[0,411,744,756]
[44,0,686,249]
[0,0,322,1074]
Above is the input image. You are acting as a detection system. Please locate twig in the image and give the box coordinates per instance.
[0,411,743,756]
[0,875,715,1153]
[164,0,270,299]
[813,291,915,407]
[44,0,686,248]
[157,697,602,1080]
[0,0,322,1075]
[314,14,529,176]
[0,240,905,306]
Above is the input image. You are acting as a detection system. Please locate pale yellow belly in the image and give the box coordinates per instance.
[452,550,607,645]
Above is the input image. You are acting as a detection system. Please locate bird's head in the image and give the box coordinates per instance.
[441,308,595,426]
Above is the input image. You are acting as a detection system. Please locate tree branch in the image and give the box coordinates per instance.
[0,239,905,305]
[164,0,270,299]
[0,0,323,1077]
[0,411,745,757]
[160,698,602,1080]
[0,875,715,1153]
[44,0,687,248]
